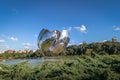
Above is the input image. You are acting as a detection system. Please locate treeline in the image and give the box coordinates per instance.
[29,41,120,57]
[0,41,120,59]
[0,54,120,80]
[0,53,28,60]
[63,41,120,55]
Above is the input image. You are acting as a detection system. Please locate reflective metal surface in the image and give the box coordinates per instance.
[38,29,70,55]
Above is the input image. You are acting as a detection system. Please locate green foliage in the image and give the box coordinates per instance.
[0,61,32,80]
[1,41,120,60]
[0,50,43,60]
[0,54,120,80]
[0,41,120,79]
[28,50,44,58]
[0,53,28,60]
[64,41,120,55]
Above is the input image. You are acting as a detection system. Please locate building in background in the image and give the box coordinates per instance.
[112,37,118,42]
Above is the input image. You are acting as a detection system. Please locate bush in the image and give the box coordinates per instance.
[0,54,120,80]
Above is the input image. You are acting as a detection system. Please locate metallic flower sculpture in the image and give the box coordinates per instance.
[38,29,70,55]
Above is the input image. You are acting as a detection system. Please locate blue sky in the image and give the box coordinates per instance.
[0,0,120,50]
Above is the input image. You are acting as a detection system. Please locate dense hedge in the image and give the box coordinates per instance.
[0,54,120,80]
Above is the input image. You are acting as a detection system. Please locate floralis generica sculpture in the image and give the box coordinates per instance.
[38,29,70,55]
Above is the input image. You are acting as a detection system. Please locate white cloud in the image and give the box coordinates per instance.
[0,40,5,43]
[67,25,87,33]
[23,43,32,46]
[67,27,72,31]
[24,46,30,49]
[102,40,107,42]
[71,40,76,44]
[9,37,18,41]
[68,43,73,46]
[114,27,120,31]
[74,25,87,33]
[68,40,76,46]
[113,26,120,31]
[1,35,18,41]
[79,42,83,45]
[23,43,33,49]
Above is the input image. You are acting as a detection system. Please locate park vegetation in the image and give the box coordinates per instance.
[0,41,120,79]
[64,41,120,55]
[0,54,120,80]
[0,41,120,59]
